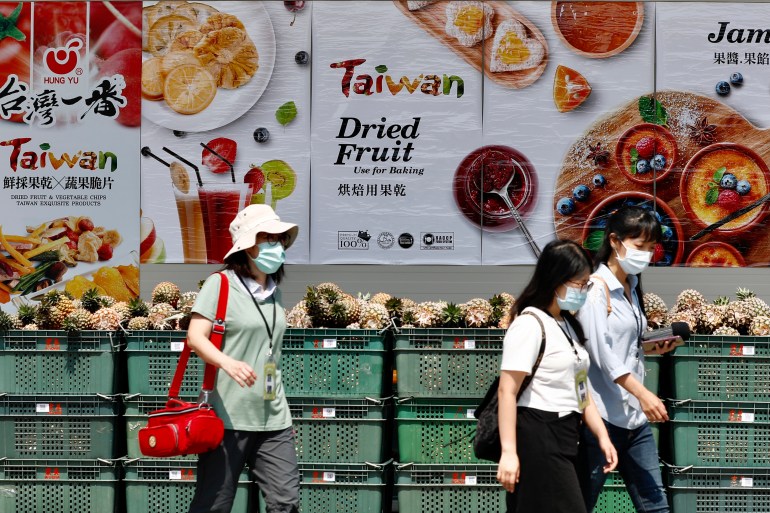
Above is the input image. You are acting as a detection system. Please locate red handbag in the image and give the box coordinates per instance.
[138,273,229,457]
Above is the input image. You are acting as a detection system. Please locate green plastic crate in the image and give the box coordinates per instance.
[290,397,386,463]
[396,399,480,463]
[124,331,204,396]
[670,400,770,467]
[394,329,504,398]
[672,336,770,401]
[0,458,117,513]
[259,462,386,513]
[123,458,251,513]
[0,330,118,394]
[0,395,119,459]
[281,329,386,397]
[395,463,503,513]
[644,354,661,394]
[122,395,196,460]
[669,466,770,513]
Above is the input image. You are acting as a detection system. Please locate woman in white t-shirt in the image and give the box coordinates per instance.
[497,240,617,513]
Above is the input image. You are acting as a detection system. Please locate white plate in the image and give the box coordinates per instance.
[141,1,276,132]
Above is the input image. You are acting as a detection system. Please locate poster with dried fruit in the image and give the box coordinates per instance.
[656,3,770,267]
[140,1,311,264]
[310,0,484,264]
[481,1,656,264]
[0,1,141,309]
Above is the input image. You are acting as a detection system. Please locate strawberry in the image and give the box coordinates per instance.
[77,218,94,232]
[244,165,265,193]
[717,189,741,210]
[202,137,237,175]
[635,137,656,160]
[97,242,113,261]
[652,243,665,263]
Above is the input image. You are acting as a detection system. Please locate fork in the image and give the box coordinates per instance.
[486,160,542,258]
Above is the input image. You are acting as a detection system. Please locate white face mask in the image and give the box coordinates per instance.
[615,240,652,275]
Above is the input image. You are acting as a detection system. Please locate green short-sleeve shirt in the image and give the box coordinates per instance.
[191,271,291,431]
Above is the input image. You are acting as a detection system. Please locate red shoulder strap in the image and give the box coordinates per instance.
[168,272,229,399]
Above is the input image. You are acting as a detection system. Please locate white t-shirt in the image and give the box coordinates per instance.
[500,307,591,413]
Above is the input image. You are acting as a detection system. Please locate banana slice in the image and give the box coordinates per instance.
[170,161,190,194]
[148,15,199,57]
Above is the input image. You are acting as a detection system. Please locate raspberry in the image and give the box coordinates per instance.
[717,189,741,209]
[97,243,113,261]
[635,137,656,160]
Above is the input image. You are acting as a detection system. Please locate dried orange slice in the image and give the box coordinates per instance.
[148,14,198,56]
[141,57,165,101]
[161,50,200,76]
[163,64,217,115]
[553,65,591,113]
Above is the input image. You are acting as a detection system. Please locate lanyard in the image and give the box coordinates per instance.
[622,289,644,358]
[547,312,581,363]
[237,274,277,352]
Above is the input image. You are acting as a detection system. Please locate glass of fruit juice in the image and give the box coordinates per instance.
[172,187,207,263]
[198,182,251,263]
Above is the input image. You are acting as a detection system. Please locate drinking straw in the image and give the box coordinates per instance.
[140,146,170,167]
[162,146,203,187]
[200,142,235,183]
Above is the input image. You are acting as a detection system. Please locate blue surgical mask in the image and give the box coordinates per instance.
[556,286,588,311]
[252,242,285,274]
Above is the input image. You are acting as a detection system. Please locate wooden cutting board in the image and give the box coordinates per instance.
[553,90,770,266]
[393,0,548,89]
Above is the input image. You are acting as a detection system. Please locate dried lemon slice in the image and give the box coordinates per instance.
[163,64,217,115]
[148,15,198,57]
[170,161,190,194]
[141,57,164,100]
[161,50,200,76]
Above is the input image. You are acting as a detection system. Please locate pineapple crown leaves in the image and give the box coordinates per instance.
[736,287,756,301]
[441,302,465,328]
[357,291,372,302]
[489,294,505,308]
[0,310,14,331]
[713,296,730,306]
[81,288,104,313]
[128,297,150,318]
[16,303,38,325]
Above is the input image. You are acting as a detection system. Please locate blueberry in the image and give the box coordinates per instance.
[636,159,651,174]
[737,180,751,195]
[253,127,270,143]
[651,154,666,171]
[295,51,309,65]
[652,211,663,223]
[173,130,186,138]
[595,218,608,229]
[730,72,743,85]
[716,81,731,96]
[720,173,737,189]
[557,197,575,215]
[657,253,673,266]
[661,225,673,240]
[592,174,607,187]
[572,185,591,202]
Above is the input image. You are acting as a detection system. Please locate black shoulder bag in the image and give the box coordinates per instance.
[473,311,546,462]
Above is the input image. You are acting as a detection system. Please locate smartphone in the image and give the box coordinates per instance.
[642,335,684,353]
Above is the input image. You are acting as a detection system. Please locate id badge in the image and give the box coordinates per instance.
[575,369,589,410]
[263,354,277,401]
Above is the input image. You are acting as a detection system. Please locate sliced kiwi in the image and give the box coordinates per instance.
[261,160,296,209]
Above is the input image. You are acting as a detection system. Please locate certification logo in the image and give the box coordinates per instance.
[421,232,454,250]
[377,232,395,249]
[398,233,414,249]
[338,231,370,250]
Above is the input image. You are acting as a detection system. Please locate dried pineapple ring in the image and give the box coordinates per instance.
[200,12,244,33]
[141,57,165,101]
[174,2,219,25]
[170,30,204,52]
[170,161,191,194]
[194,27,258,89]
[161,50,200,76]
[148,15,198,57]
[163,64,217,115]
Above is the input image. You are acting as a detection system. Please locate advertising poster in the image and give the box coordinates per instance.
[139,1,311,264]
[481,1,655,264]
[0,1,141,307]
[310,0,484,264]
[657,3,770,267]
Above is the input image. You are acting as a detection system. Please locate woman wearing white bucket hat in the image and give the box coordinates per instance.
[186,204,300,513]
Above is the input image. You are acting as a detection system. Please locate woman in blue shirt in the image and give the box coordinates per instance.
[577,206,676,513]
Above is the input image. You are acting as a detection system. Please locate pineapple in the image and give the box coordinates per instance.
[112,302,131,322]
[16,304,37,326]
[712,325,740,336]
[286,301,313,328]
[489,293,515,327]
[643,293,668,329]
[346,322,362,329]
[22,323,39,330]
[441,303,464,328]
[100,296,116,308]
[358,302,390,330]
[412,302,442,328]
[62,308,94,333]
[127,316,150,331]
[0,311,15,331]
[742,296,770,318]
[148,302,176,330]
[401,308,417,328]
[669,309,699,334]
[305,285,340,327]
[713,296,730,306]
[91,307,121,330]
[341,294,361,324]
[128,297,150,319]
[726,301,751,333]
[7,314,22,329]
[369,292,393,306]
[36,290,74,329]
[316,282,343,295]
[328,298,357,328]
[461,298,493,328]
[178,291,198,314]
[698,303,727,334]
[750,316,770,336]
[401,298,417,311]
[152,281,181,307]
[675,289,706,312]
[81,288,104,313]
[384,297,405,323]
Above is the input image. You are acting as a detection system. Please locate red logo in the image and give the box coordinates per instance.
[45,338,61,351]
[45,468,61,480]
[44,38,82,75]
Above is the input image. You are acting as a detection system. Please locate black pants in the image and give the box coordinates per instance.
[188,427,300,513]
[506,407,585,513]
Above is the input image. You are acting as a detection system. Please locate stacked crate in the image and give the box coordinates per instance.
[668,335,770,512]
[274,328,389,513]
[393,328,506,513]
[122,330,253,513]
[0,330,120,513]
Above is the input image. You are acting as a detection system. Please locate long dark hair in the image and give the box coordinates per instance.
[220,231,291,285]
[594,205,661,311]
[511,239,593,345]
